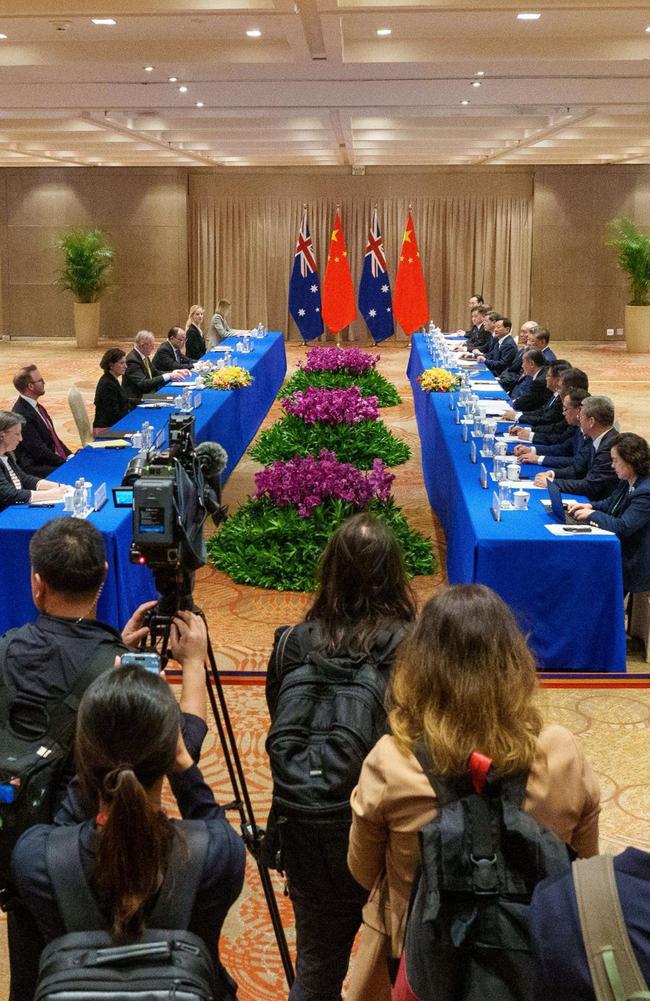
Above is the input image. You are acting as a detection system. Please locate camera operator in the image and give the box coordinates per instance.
[11,611,245,1001]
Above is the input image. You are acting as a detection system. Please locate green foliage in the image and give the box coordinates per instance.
[54,228,113,303]
[606,217,650,306]
[249,414,411,468]
[207,496,436,591]
[279,368,401,407]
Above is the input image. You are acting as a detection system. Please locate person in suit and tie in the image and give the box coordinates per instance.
[11,365,71,478]
[122,330,190,406]
[499,320,539,391]
[185,305,207,361]
[153,327,195,373]
[476,316,519,375]
[508,349,551,412]
[514,389,589,470]
[505,360,574,434]
[0,411,68,511]
[92,348,131,433]
[534,395,619,501]
[529,327,557,364]
[568,432,650,595]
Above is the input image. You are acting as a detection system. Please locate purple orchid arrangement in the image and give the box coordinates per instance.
[282,385,379,425]
[300,346,380,375]
[253,449,395,517]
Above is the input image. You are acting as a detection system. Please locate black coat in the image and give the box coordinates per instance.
[122,349,166,405]
[92,373,131,429]
[12,397,70,478]
[0,453,40,511]
[152,340,194,374]
[185,324,207,361]
[554,427,620,501]
[485,334,518,375]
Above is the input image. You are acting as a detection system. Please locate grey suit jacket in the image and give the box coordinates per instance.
[208,313,231,348]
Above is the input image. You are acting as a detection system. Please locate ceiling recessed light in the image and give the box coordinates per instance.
[196,101,204,108]
[246,29,262,37]
[91,18,117,25]
[517,12,541,19]
[471,80,481,87]
[144,65,154,72]
[377,28,392,36]
[475,70,485,77]
[461,100,470,106]
[178,85,188,93]
[168,76,177,82]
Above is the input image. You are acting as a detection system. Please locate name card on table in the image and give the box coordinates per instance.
[193,392,202,409]
[480,463,488,489]
[455,406,460,425]
[470,440,477,463]
[94,482,108,512]
[490,491,502,522]
[462,423,469,443]
[449,392,456,411]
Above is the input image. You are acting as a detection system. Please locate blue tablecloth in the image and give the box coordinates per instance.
[408,334,626,672]
[0,332,286,633]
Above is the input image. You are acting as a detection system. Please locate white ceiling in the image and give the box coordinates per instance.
[1,0,650,167]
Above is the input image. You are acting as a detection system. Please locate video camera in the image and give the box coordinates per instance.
[121,414,228,614]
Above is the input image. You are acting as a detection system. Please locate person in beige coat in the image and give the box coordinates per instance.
[347,584,601,1001]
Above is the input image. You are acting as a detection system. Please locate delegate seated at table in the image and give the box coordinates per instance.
[185,305,207,361]
[209,298,233,347]
[515,390,589,471]
[0,412,68,512]
[93,348,131,433]
[122,329,190,406]
[508,349,551,412]
[533,396,619,501]
[473,317,518,374]
[568,432,650,595]
[153,327,195,373]
[11,365,72,478]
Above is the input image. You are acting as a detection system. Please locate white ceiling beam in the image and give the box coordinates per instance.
[80,112,224,165]
[476,108,598,164]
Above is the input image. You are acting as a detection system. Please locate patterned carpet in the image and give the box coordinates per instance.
[0,336,649,998]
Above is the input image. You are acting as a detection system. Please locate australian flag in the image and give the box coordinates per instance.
[289,209,323,342]
[358,207,394,343]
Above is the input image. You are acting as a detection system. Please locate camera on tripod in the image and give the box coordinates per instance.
[121,414,228,615]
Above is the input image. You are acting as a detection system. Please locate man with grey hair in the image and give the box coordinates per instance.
[534,395,619,500]
[122,329,190,406]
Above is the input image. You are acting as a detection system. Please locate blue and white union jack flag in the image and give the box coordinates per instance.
[358,207,394,343]
[289,209,323,342]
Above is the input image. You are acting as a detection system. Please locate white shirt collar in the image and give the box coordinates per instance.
[592,428,612,452]
[19,393,38,409]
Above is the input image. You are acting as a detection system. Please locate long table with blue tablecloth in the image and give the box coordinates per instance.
[0,332,286,634]
[407,333,626,672]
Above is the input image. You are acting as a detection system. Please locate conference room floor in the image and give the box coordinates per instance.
[0,335,648,998]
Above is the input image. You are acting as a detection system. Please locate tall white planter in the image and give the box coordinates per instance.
[73,301,101,349]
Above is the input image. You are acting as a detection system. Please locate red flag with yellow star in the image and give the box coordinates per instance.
[393,210,429,335]
[322,210,357,333]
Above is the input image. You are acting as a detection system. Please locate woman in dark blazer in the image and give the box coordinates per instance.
[569,432,650,593]
[93,348,131,433]
[185,304,207,361]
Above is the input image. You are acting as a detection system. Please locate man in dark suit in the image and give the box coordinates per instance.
[122,329,191,406]
[508,349,551,412]
[475,317,518,375]
[534,395,619,501]
[506,361,574,437]
[11,365,71,478]
[153,327,195,373]
[514,389,589,470]
[529,327,557,364]
[499,320,539,390]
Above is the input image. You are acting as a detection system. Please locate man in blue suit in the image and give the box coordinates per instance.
[534,395,619,501]
[509,349,551,411]
[514,389,589,469]
[530,327,557,364]
[475,317,518,375]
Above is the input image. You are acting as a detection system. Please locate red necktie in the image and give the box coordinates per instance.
[36,403,68,460]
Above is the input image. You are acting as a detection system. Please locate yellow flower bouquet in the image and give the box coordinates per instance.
[208,366,253,390]
[417,367,461,393]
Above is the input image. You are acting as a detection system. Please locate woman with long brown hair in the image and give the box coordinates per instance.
[265,512,417,1001]
[346,584,600,1001]
[11,613,245,1001]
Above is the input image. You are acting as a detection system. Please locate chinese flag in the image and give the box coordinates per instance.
[322,210,357,333]
[393,210,429,335]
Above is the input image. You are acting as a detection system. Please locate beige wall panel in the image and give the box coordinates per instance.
[0,168,189,339]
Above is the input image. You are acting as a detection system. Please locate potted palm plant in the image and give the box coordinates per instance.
[54,228,113,348]
[606,217,650,353]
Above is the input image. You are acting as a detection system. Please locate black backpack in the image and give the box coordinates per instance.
[393,744,571,1001]
[266,625,401,823]
[35,821,218,1001]
[0,635,110,892]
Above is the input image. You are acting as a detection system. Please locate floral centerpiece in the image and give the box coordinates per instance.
[417,367,461,393]
[207,366,253,390]
[207,450,435,590]
[279,346,400,407]
[250,386,410,468]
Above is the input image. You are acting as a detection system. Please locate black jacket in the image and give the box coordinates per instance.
[0,453,40,511]
[185,324,207,361]
[152,340,194,374]
[122,349,166,405]
[554,427,619,501]
[485,334,518,375]
[12,397,70,478]
[510,369,551,412]
[92,373,131,429]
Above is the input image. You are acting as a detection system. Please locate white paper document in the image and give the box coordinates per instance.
[544,524,615,537]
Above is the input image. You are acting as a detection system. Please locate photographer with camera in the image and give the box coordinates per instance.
[10,611,246,1001]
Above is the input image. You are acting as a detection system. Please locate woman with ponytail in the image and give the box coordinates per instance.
[10,611,245,1001]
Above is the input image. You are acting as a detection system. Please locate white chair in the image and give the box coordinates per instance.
[67,385,93,447]
[629,592,650,663]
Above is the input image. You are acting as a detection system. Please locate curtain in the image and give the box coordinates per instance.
[188,175,532,341]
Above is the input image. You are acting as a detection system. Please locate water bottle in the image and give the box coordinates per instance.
[257,322,264,339]
[73,478,84,517]
[181,386,193,412]
[242,332,250,354]
[428,320,435,335]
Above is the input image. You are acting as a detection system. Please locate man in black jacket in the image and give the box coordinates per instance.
[534,395,619,501]
[153,326,195,373]
[122,329,190,405]
[11,365,71,478]
[477,317,518,375]
[508,349,551,412]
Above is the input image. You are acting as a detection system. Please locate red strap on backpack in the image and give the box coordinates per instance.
[469,751,492,793]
